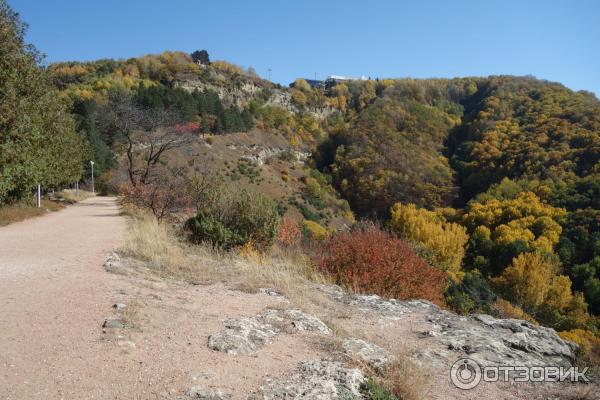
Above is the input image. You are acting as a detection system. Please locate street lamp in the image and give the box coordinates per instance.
[90,160,95,193]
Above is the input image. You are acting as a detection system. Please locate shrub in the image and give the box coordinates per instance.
[316,223,446,305]
[558,329,600,366]
[276,217,302,247]
[186,187,279,250]
[391,203,468,281]
[493,299,537,324]
[445,270,496,314]
[303,220,329,241]
[360,378,399,400]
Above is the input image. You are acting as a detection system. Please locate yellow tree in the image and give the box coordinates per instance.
[462,191,566,274]
[390,203,468,281]
[492,252,555,309]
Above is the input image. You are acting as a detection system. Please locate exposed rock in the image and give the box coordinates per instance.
[317,284,578,369]
[259,309,332,335]
[259,288,281,296]
[342,338,394,370]
[174,79,262,109]
[186,386,232,400]
[230,144,310,166]
[116,340,136,348]
[208,308,330,355]
[208,316,278,355]
[112,303,127,311]
[316,284,434,316]
[430,313,578,367]
[256,360,364,400]
[102,318,125,329]
[103,252,122,272]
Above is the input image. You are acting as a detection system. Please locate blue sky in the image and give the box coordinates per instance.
[9,0,600,95]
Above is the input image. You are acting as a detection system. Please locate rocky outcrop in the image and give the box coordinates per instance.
[174,79,263,108]
[254,360,364,400]
[208,316,278,355]
[431,313,577,367]
[226,143,310,166]
[317,285,578,369]
[342,338,395,371]
[208,308,331,355]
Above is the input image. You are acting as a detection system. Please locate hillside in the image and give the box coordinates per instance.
[47,50,600,342]
[313,77,600,322]
[47,51,353,231]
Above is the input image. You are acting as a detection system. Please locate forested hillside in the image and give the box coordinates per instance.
[310,76,600,347]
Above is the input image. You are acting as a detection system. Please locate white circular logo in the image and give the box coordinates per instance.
[450,358,482,389]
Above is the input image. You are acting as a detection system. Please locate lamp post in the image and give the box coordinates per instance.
[90,160,95,193]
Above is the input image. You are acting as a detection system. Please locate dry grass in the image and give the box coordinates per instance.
[118,209,340,315]
[0,190,94,228]
[345,354,430,400]
[56,189,96,203]
[118,211,218,284]
[121,299,144,329]
[0,200,65,227]
[118,210,434,399]
[378,358,430,400]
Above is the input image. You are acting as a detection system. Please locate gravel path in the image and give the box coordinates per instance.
[0,197,127,399]
[0,197,324,400]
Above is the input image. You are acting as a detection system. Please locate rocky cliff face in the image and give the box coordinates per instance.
[175,77,333,119]
[174,78,297,112]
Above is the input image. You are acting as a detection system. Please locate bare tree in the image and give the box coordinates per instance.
[98,91,194,187]
[122,164,190,221]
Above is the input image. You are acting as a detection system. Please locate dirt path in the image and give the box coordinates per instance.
[0,197,325,399]
[0,197,127,399]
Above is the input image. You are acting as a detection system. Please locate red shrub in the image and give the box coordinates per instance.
[316,223,446,305]
[276,217,302,247]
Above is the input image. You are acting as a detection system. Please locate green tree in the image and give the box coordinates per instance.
[190,50,210,65]
[0,0,86,203]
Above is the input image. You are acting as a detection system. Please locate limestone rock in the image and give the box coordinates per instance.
[259,309,332,335]
[257,360,364,399]
[102,318,125,329]
[342,338,394,370]
[317,284,578,369]
[208,308,330,355]
[186,386,232,400]
[103,252,122,272]
[259,288,281,297]
[207,316,278,355]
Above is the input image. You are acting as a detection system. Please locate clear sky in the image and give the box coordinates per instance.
[9,0,600,96]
